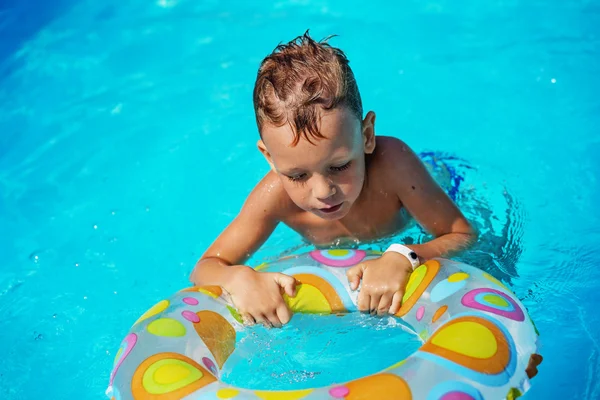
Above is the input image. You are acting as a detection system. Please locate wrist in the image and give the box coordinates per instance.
[383,243,421,270]
[381,251,415,272]
[222,265,255,291]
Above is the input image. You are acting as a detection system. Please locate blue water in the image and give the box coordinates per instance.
[1,0,599,398]
[221,314,422,390]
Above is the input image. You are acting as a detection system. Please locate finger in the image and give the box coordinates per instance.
[370,293,382,315]
[274,273,298,297]
[256,314,273,329]
[357,291,370,312]
[266,312,282,328]
[276,302,293,325]
[242,313,256,326]
[377,293,393,316]
[388,291,404,315]
[346,264,364,291]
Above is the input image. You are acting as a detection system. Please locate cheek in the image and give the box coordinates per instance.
[281,181,311,206]
[335,164,365,196]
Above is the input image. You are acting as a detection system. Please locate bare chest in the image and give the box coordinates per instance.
[284,191,410,246]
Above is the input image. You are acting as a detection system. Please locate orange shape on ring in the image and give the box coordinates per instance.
[432,305,448,323]
[194,311,236,368]
[395,260,440,317]
[179,286,223,297]
[292,274,346,312]
[420,315,510,374]
[131,352,216,399]
[345,373,412,399]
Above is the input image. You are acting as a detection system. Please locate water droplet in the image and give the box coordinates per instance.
[551,78,556,84]
[83,296,88,300]
[29,249,57,264]
[75,263,79,267]
[93,225,98,230]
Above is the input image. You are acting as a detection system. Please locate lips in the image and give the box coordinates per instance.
[319,202,343,214]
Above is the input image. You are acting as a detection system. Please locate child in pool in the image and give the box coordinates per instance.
[190,31,475,327]
[190,31,543,379]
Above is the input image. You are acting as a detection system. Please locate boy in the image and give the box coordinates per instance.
[190,31,543,380]
[189,32,475,327]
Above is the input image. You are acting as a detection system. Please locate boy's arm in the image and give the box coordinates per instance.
[190,172,290,286]
[190,172,299,327]
[387,139,476,261]
[346,138,476,316]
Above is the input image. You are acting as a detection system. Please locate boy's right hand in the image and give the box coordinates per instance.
[224,265,297,328]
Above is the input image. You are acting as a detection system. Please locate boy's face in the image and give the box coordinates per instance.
[258,107,376,220]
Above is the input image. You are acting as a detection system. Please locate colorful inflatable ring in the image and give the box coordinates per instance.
[107,250,539,400]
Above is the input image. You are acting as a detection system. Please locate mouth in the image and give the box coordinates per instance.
[319,202,343,214]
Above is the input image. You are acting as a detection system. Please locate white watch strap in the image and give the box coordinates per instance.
[384,244,420,269]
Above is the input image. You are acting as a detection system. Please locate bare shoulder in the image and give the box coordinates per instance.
[369,136,424,182]
[243,170,299,221]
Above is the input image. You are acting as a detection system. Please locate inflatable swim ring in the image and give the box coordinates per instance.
[107,250,539,400]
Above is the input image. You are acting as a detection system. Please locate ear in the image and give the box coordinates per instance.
[257,139,276,170]
[362,111,376,154]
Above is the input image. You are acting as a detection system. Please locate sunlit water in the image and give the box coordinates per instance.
[221,314,421,390]
[1,0,599,399]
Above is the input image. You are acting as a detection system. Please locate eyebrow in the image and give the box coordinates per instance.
[330,157,351,165]
[279,168,306,176]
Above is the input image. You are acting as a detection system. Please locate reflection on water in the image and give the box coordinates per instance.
[220,313,421,390]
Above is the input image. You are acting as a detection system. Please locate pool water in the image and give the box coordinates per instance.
[1,0,599,399]
[221,314,422,390]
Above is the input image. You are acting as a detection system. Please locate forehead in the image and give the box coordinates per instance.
[261,107,361,169]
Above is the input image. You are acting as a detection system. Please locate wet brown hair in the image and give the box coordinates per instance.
[253,31,363,145]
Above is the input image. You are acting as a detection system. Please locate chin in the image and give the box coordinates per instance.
[319,212,346,221]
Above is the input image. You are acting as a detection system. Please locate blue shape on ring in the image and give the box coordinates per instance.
[430,279,467,303]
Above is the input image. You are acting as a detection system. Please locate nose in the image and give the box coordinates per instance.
[312,175,336,200]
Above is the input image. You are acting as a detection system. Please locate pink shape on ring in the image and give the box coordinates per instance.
[440,392,476,400]
[109,333,137,385]
[416,306,425,321]
[309,250,366,267]
[182,310,200,323]
[183,297,199,305]
[202,357,218,375]
[461,288,525,321]
[329,385,350,398]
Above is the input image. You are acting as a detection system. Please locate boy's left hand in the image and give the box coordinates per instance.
[346,252,414,315]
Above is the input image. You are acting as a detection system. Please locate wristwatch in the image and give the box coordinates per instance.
[384,244,420,270]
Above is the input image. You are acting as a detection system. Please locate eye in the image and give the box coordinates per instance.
[330,161,352,172]
[286,173,307,183]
